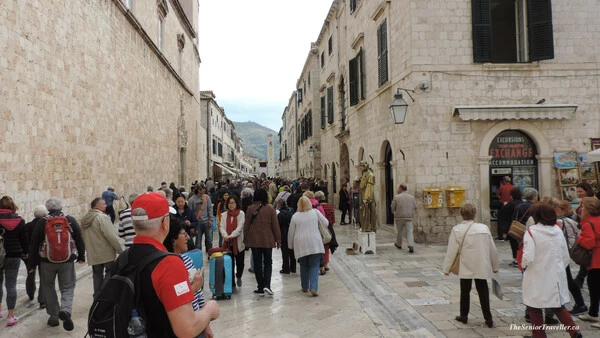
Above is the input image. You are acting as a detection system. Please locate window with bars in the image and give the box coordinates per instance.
[472,0,554,63]
[327,86,334,124]
[377,19,388,87]
[349,47,364,106]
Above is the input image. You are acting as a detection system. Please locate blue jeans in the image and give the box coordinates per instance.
[251,248,272,290]
[298,254,321,292]
[0,257,21,310]
[195,221,213,252]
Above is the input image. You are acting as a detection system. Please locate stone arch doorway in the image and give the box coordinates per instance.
[478,120,552,224]
[382,141,394,224]
[488,130,538,221]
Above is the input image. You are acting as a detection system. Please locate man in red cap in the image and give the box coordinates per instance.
[130,192,219,337]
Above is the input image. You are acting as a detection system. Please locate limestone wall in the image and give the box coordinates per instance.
[0,0,205,220]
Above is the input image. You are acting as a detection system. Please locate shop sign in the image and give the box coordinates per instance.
[489,131,536,166]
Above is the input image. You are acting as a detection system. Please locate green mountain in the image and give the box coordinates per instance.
[232,121,279,159]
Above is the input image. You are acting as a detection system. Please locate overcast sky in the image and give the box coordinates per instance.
[198,0,334,132]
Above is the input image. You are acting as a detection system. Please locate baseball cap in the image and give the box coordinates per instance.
[131,192,169,221]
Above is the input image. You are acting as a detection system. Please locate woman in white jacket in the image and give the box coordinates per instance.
[521,203,581,338]
[221,195,246,290]
[288,196,327,296]
[443,203,498,328]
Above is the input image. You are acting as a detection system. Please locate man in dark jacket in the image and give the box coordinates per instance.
[23,205,49,308]
[28,197,85,331]
[276,199,295,274]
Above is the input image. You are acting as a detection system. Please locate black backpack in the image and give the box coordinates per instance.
[87,248,173,338]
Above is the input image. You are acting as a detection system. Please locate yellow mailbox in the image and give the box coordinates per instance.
[446,186,466,208]
[423,187,443,209]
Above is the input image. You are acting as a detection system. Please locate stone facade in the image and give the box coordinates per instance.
[200,90,250,181]
[0,0,205,219]
[280,0,600,242]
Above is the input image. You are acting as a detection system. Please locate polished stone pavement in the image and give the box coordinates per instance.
[3,216,599,337]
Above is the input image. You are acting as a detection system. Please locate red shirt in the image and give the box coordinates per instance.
[133,236,194,312]
[497,183,514,204]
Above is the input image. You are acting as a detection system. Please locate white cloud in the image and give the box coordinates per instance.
[199,0,333,129]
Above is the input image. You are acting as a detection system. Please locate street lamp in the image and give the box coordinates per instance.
[390,88,415,124]
[308,145,316,158]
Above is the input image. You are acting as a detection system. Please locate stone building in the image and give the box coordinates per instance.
[1,0,206,218]
[280,0,600,242]
[200,90,251,181]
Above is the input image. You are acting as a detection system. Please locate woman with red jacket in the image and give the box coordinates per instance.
[0,196,28,326]
[576,197,600,328]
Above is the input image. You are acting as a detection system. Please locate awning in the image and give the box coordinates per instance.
[453,104,577,121]
[215,163,235,176]
[587,149,600,163]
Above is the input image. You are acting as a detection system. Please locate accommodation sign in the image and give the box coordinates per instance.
[489,131,536,166]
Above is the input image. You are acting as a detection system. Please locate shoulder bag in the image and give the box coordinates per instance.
[508,205,532,240]
[570,221,595,266]
[450,221,475,275]
[316,210,331,244]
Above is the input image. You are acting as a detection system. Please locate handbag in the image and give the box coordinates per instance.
[316,210,331,244]
[570,243,592,266]
[450,221,475,275]
[508,205,533,240]
[570,221,595,266]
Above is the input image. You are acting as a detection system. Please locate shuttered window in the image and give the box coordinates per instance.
[349,48,363,106]
[377,19,388,87]
[528,0,554,61]
[472,0,553,63]
[327,86,334,124]
[320,96,326,129]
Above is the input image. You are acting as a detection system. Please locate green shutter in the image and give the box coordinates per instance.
[327,87,334,124]
[472,0,492,63]
[377,19,388,87]
[349,55,359,106]
[321,96,326,129]
[528,0,554,61]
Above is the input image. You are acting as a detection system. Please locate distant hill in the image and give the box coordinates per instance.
[232,121,279,159]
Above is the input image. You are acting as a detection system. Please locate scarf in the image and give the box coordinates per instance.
[226,209,241,255]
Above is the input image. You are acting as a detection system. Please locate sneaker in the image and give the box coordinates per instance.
[58,310,74,331]
[408,246,414,253]
[509,261,519,268]
[591,323,600,329]
[6,316,19,326]
[394,243,402,250]
[236,278,242,286]
[301,288,308,293]
[263,287,274,295]
[253,289,264,295]
[570,304,588,315]
[279,270,290,274]
[47,315,60,327]
[579,314,599,322]
[310,289,318,297]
